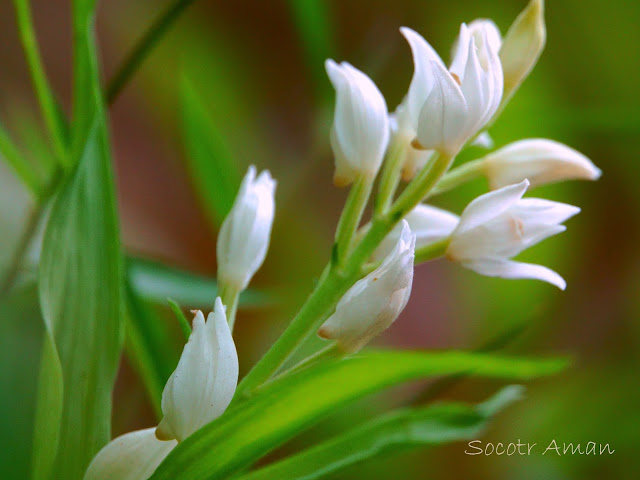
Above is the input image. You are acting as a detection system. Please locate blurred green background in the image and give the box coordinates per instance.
[1,0,639,478]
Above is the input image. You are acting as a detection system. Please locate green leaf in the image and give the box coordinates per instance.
[34,123,124,480]
[150,351,566,480]
[127,256,271,309]
[239,386,524,480]
[168,298,192,340]
[180,76,242,225]
[125,279,179,420]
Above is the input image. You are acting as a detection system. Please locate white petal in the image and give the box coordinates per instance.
[449,23,471,82]
[415,60,468,155]
[511,198,581,226]
[319,221,416,352]
[400,27,445,130]
[217,166,276,291]
[325,60,390,182]
[453,179,529,235]
[84,428,176,480]
[485,139,602,189]
[468,19,502,58]
[463,258,566,290]
[157,299,239,442]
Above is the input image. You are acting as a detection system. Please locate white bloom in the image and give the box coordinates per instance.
[373,205,458,261]
[484,139,601,189]
[217,166,276,291]
[156,299,239,442]
[85,299,238,479]
[318,221,415,353]
[401,23,503,156]
[84,428,177,480]
[325,60,390,186]
[390,102,434,181]
[446,179,580,289]
[500,0,546,104]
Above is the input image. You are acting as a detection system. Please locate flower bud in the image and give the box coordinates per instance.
[318,221,415,353]
[446,179,580,289]
[84,428,177,480]
[373,205,458,261]
[499,0,546,104]
[402,24,503,156]
[217,166,276,292]
[326,60,390,186]
[483,139,601,189]
[156,299,239,442]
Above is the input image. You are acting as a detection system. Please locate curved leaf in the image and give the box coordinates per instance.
[239,386,524,480]
[150,351,566,480]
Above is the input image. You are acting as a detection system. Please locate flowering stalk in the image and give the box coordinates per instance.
[374,134,409,215]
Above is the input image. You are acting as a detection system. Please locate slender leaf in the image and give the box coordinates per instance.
[35,122,124,480]
[125,279,179,420]
[127,256,271,309]
[150,351,567,480]
[0,122,41,195]
[180,76,241,225]
[239,386,524,480]
[168,298,192,339]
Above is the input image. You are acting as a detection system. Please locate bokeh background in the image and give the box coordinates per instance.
[1,0,639,478]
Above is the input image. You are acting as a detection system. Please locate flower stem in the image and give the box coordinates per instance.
[13,0,69,167]
[414,238,450,264]
[235,152,456,399]
[428,158,485,197]
[0,200,46,298]
[105,0,198,104]
[220,284,241,332]
[333,176,374,266]
[374,135,408,216]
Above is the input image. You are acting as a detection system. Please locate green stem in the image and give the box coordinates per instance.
[428,158,485,197]
[389,152,453,219]
[0,123,41,196]
[267,343,340,385]
[0,200,47,298]
[235,151,457,399]
[374,135,408,216]
[333,176,374,266]
[167,298,192,340]
[414,238,450,264]
[220,285,241,332]
[13,0,68,167]
[105,0,198,104]
[234,267,354,401]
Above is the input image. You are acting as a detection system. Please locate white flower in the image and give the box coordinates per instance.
[156,299,239,442]
[483,139,601,189]
[318,221,415,353]
[401,23,503,156]
[326,59,390,186]
[500,0,545,104]
[372,205,458,261]
[84,428,177,480]
[85,299,239,480]
[390,102,434,181]
[217,166,276,291]
[446,179,580,289]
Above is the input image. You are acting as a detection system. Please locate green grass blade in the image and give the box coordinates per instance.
[168,298,192,340]
[150,351,566,480]
[239,386,524,480]
[0,122,41,196]
[180,76,242,225]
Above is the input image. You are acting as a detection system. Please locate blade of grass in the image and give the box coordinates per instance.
[12,0,69,167]
[106,0,198,104]
[168,298,192,340]
[0,123,41,195]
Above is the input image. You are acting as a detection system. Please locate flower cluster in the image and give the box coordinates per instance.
[85,1,600,478]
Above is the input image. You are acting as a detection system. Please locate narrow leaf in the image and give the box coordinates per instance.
[150,351,566,480]
[127,256,271,309]
[35,123,124,480]
[180,76,242,225]
[168,298,192,340]
[239,386,524,480]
